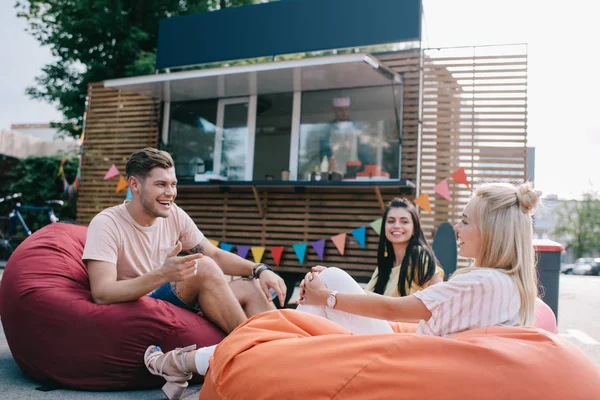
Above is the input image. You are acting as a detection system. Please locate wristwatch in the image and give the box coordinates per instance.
[326,291,338,309]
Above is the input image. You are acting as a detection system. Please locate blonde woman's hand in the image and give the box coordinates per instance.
[311,265,328,273]
[298,272,329,306]
[297,271,313,303]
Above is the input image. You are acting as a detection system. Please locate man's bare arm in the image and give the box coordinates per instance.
[87,260,166,305]
[88,242,203,305]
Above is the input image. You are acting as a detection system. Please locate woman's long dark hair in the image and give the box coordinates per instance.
[373,198,437,296]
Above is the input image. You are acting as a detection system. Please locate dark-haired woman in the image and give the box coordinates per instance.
[296,198,443,335]
[365,198,443,297]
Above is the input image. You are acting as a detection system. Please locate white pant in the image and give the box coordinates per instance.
[296,267,393,335]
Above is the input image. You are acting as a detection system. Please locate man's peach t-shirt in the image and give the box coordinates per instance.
[82,202,204,280]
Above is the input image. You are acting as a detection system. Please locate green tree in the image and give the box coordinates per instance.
[553,190,600,258]
[16,0,266,138]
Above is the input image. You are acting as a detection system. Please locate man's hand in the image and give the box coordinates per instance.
[159,241,204,282]
[258,270,287,307]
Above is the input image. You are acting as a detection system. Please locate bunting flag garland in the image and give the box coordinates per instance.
[115,175,129,193]
[208,239,220,247]
[292,243,308,264]
[166,166,472,264]
[413,193,432,213]
[125,187,132,201]
[251,246,265,263]
[451,167,470,188]
[311,239,325,261]
[351,226,367,248]
[433,179,452,201]
[331,233,346,255]
[237,245,250,259]
[57,157,80,199]
[219,242,234,252]
[104,164,120,180]
[270,246,284,266]
[369,218,382,235]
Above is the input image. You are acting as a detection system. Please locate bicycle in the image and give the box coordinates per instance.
[0,193,75,262]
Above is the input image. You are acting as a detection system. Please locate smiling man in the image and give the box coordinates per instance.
[82,147,286,334]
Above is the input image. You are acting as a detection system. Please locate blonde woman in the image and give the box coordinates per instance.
[299,182,540,336]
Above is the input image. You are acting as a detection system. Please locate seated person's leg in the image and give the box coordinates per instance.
[228,278,277,317]
[297,267,393,335]
[171,257,247,334]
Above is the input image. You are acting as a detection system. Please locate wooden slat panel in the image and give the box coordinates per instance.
[174,185,413,276]
[377,50,421,184]
[417,45,528,268]
[77,83,160,225]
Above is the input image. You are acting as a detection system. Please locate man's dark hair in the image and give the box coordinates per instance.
[125,147,174,180]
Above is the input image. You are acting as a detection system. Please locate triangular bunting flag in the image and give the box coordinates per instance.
[104,164,120,180]
[270,246,284,266]
[370,218,382,235]
[292,243,308,264]
[125,187,132,201]
[433,179,452,201]
[57,158,67,177]
[219,242,234,252]
[251,246,265,264]
[351,226,367,248]
[331,233,346,255]
[237,245,250,259]
[115,175,128,193]
[208,239,219,247]
[451,167,470,188]
[311,239,326,261]
[413,193,432,214]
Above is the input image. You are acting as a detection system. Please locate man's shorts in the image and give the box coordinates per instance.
[148,282,201,313]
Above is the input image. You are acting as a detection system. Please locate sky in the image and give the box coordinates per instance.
[1,0,598,199]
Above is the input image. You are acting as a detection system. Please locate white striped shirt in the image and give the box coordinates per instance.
[413,268,520,337]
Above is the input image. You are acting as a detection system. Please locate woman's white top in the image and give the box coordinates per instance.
[413,268,521,337]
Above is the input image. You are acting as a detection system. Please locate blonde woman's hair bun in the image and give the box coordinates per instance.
[516,182,541,214]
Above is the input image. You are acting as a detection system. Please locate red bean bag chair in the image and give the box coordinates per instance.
[0,223,225,390]
[201,309,600,400]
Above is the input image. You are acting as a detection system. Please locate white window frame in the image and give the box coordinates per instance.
[214,96,257,180]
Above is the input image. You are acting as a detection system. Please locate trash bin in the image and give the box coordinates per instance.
[533,239,564,321]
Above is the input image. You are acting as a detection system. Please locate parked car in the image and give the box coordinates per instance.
[560,257,600,275]
[588,258,600,276]
[571,258,598,275]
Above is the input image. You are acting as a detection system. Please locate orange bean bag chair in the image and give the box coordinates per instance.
[201,309,600,400]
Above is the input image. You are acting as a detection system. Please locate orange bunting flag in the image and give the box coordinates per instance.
[451,167,470,188]
[251,246,265,264]
[433,179,452,201]
[331,233,347,256]
[413,193,432,214]
[270,246,284,266]
[115,175,128,193]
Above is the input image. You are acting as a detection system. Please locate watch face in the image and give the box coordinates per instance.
[327,292,336,308]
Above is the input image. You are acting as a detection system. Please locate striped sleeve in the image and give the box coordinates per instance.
[413,269,515,337]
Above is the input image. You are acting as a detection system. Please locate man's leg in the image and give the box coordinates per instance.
[228,278,276,317]
[175,257,246,334]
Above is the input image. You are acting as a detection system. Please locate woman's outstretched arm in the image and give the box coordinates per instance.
[300,272,431,322]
